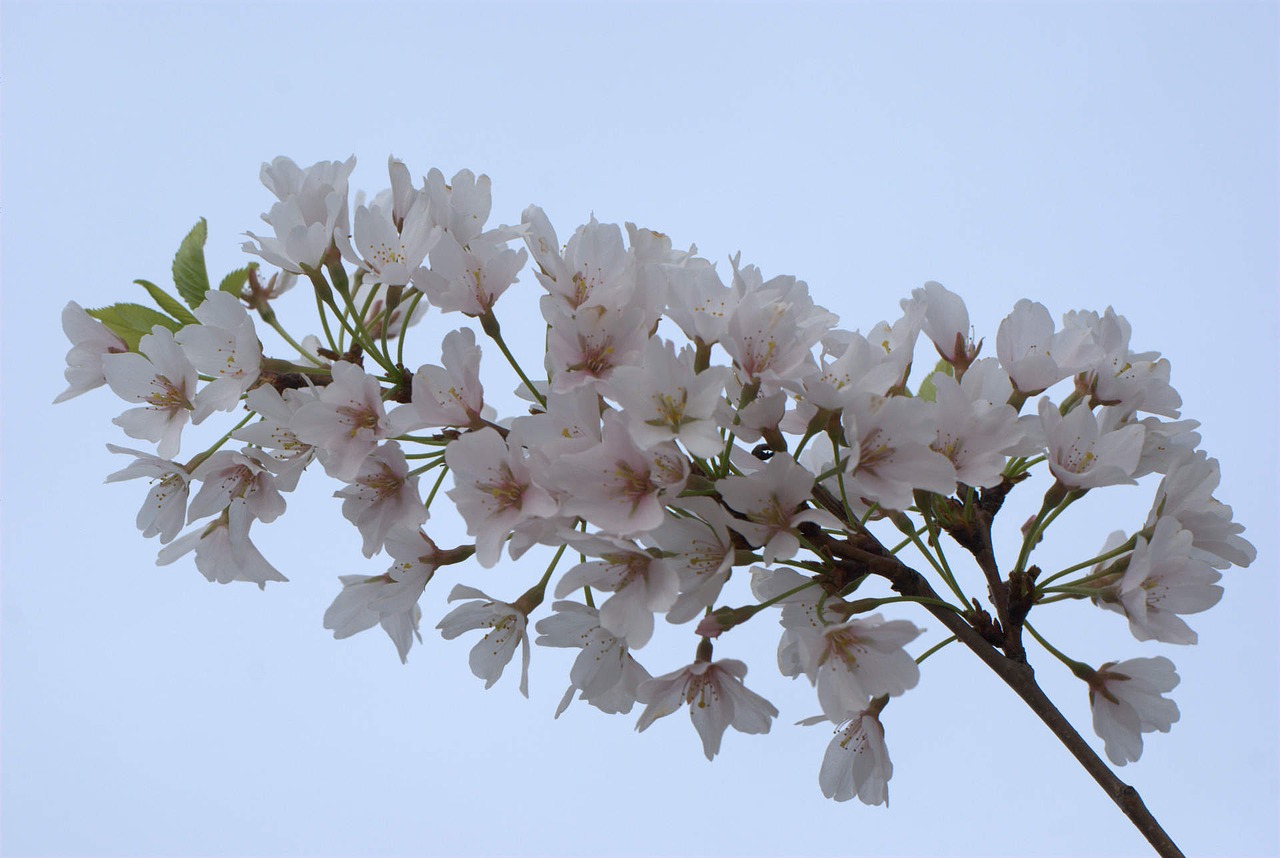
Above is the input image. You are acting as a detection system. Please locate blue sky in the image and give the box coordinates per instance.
[4,2,1278,856]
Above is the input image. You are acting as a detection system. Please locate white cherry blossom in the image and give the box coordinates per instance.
[553,533,679,648]
[334,441,427,558]
[807,706,893,806]
[292,361,392,481]
[444,427,557,567]
[54,301,128,403]
[1088,656,1180,766]
[104,444,191,544]
[1039,398,1144,490]
[437,584,531,696]
[103,326,197,459]
[549,413,688,535]
[635,657,779,760]
[176,291,263,422]
[535,601,650,716]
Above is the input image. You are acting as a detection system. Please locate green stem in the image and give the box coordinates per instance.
[915,634,957,665]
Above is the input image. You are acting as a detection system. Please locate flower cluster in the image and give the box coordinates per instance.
[59,155,1254,814]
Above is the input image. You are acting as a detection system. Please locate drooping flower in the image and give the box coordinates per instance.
[54,301,128,403]
[156,513,287,589]
[323,528,442,662]
[1087,656,1180,766]
[535,600,651,716]
[437,584,531,696]
[805,706,894,806]
[104,444,191,544]
[1109,518,1223,644]
[635,657,779,760]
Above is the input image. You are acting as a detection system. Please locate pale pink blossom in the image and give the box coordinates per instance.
[103,326,197,459]
[445,427,557,567]
[535,600,650,716]
[1039,399,1144,490]
[417,231,527,317]
[104,444,191,544]
[807,708,893,806]
[156,514,287,589]
[1088,656,1180,766]
[334,442,427,557]
[243,155,355,273]
[842,394,957,510]
[716,454,840,564]
[1112,518,1222,644]
[635,657,779,760]
[437,584,531,696]
[606,338,729,458]
[176,291,263,422]
[1148,450,1255,569]
[54,301,128,403]
[647,499,737,624]
[323,528,442,662]
[187,447,287,547]
[292,361,392,481]
[390,328,486,433]
[549,413,688,535]
[553,533,679,648]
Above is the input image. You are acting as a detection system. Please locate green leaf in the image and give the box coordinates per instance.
[219,262,258,296]
[86,303,181,350]
[172,218,211,308]
[136,279,199,327]
[916,357,954,402]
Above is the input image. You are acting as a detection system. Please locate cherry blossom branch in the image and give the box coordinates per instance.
[812,526,1186,857]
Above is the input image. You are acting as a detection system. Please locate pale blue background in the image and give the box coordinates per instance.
[3,2,1277,857]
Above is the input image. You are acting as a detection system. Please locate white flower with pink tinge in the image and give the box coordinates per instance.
[1039,398,1145,490]
[807,614,924,723]
[437,584,531,697]
[292,361,392,482]
[605,337,729,459]
[175,291,262,423]
[105,445,191,544]
[103,326,197,459]
[1087,656,1180,766]
[841,393,957,511]
[549,413,688,536]
[334,441,427,558]
[635,656,778,760]
[156,514,287,589]
[1108,518,1222,645]
[716,454,841,564]
[323,528,444,662]
[535,600,651,717]
[54,301,127,404]
[1147,450,1256,570]
[444,427,557,568]
[553,533,678,649]
[390,327,486,433]
[801,704,894,806]
[242,155,355,274]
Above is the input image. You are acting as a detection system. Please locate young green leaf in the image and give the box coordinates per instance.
[219,262,258,296]
[172,218,211,308]
[136,279,199,326]
[86,303,182,350]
